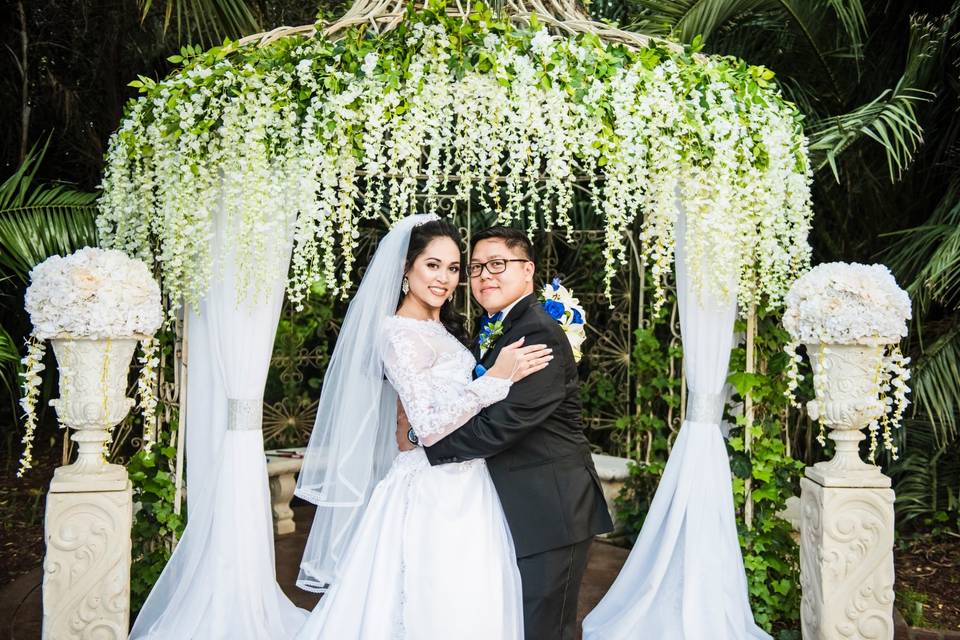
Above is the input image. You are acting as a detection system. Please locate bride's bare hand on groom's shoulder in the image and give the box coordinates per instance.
[487,337,554,382]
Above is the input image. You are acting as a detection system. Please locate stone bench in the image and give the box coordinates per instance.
[266,448,307,535]
[266,448,633,537]
[590,453,632,533]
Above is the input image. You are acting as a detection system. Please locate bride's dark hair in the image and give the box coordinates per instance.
[402,219,470,346]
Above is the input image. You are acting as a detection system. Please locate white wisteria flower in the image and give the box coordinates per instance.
[97,9,813,320]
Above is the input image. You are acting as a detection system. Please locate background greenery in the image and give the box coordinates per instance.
[2,0,959,632]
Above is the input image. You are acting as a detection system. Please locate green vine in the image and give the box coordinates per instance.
[728,307,805,634]
[128,329,185,614]
[129,440,183,613]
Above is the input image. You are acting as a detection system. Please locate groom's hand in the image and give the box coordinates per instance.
[396,399,416,452]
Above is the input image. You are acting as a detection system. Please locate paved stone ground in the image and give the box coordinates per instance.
[1,504,630,639]
[3,510,954,640]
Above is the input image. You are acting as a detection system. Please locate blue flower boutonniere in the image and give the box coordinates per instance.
[478,317,504,353]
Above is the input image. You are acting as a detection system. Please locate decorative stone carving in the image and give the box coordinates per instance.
[800,478,895,640]
[49,337,139,488]
[801,342,896,640]
[805,344,890,489]
[42,482,133,640]
[42,336,139,639]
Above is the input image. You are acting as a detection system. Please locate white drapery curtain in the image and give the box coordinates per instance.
[130,202,306,639]
[582,200,770,640]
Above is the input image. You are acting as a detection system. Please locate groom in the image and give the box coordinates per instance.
[421,226,613,639]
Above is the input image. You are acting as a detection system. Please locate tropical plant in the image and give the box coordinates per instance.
[0,139,98,282]
[137,0,260,44]
[880,8,960,535]
[601,0,948,259]
[889,418,960,534]
[0,325,19,402]
[613,0,960,539]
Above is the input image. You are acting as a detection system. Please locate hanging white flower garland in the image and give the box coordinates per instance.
[97,5,813,315]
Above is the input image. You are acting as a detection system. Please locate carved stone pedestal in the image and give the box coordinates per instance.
[42,475,132,640]
[800,475,895,640]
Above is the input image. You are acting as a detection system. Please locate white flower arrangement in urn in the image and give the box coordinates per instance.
[783,262,911,476]
[19,247,162,479]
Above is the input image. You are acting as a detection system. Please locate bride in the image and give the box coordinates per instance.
[294,214,553,639]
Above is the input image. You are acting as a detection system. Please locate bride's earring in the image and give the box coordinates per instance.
[401,277,410,295]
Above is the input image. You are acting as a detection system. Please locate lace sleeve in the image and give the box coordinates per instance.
[381,326,512,446]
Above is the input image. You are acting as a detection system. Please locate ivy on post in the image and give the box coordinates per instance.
[744,304,757,530]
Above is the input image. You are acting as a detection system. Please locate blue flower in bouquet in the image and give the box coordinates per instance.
[543,299,565,321]
[540,278,587,362]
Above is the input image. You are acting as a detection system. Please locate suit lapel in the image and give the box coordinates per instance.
[478,293,538,368]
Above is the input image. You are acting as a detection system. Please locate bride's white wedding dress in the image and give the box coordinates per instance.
[295,315,524,640]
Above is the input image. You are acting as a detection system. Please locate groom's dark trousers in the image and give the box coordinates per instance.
[425,293,613,639]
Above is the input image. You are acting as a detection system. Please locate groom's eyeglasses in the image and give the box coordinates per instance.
[468,259,531,278]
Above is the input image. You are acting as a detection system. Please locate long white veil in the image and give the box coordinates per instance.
[295,212,439,592]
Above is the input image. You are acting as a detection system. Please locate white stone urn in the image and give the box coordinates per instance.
[804,343,890,488]
[48,336,141,486]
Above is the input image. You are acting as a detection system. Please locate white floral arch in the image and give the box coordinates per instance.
[99,2,813,638]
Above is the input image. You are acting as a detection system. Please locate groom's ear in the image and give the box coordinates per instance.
[523,260,536,282]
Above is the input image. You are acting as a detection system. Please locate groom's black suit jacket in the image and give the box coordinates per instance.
[425,293,613,558]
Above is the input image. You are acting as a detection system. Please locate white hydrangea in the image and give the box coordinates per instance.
[783,262,911,345]
[25,247,162,339]
[782,262,912,459]
[19,247,163,474]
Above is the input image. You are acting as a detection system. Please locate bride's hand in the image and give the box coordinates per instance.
[486,337,554,382]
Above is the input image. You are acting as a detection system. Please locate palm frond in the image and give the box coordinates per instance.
[0,139,98,282]
[807,85,931,181]
[0,324,19,397]
[631,0,761,42]
[630,0,866,102]
[906,321,960,444]
[139,0,260,43]
[891,419,960,527]
[807,16,944,182]
[885,184,960,310]
[771,0,866,85]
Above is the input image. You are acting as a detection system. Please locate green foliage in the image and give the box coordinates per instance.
[138,0,260,44]
[727,307,806,632]
[129,441,184,614]
[0,138,98,282]
[0,325,19,399]
[729,423,804,631]
[614,458,665,541]
[727,310,806,630]
[128,327,185,613]
[890,419,960,534]
[897,588,929,627]
[264,282,336,448]
[610,289,681,531]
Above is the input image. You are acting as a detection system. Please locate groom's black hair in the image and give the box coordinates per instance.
[470,226,536,264]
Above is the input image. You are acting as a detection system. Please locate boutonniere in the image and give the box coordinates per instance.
[478,318,504,352]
